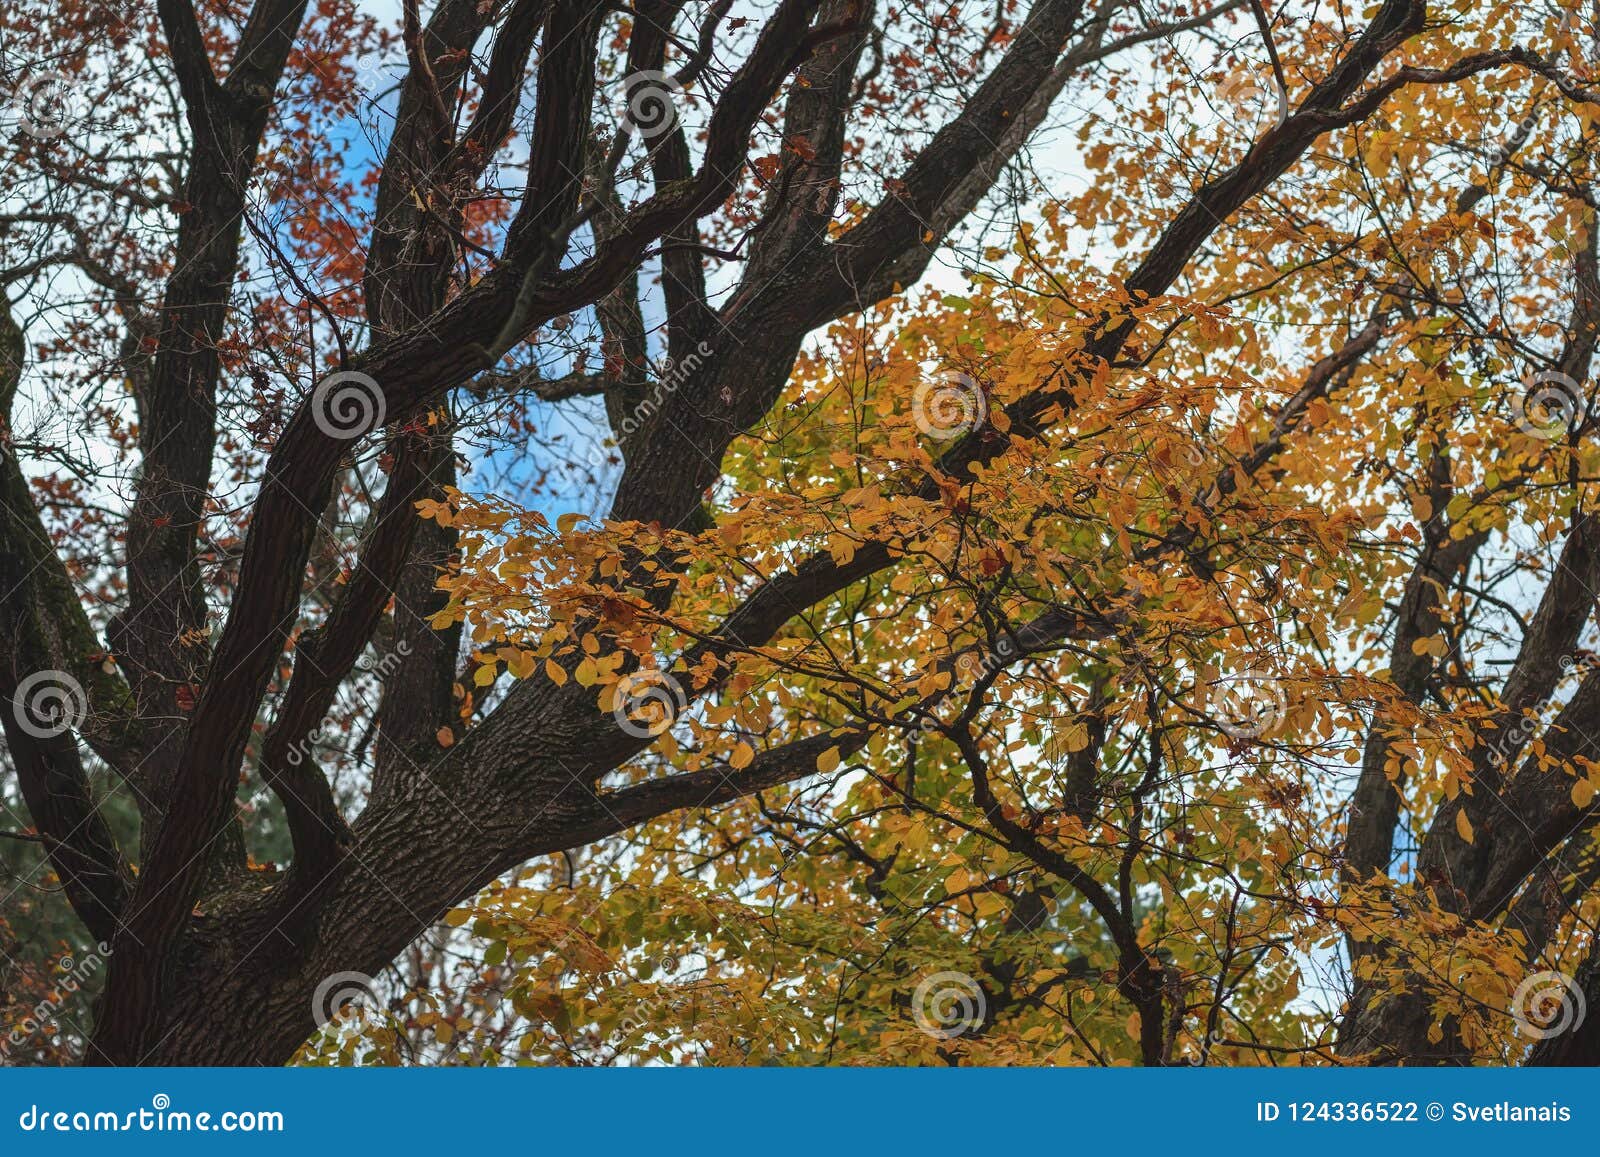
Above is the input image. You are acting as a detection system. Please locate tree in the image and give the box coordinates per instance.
[1,0,1597,1067]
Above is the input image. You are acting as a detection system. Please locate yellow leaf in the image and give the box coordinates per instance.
[1061,722,1090,754]
[816,745,841,773]
[544,659,567,685]
[1573,778,1596,810]
[557,512,583,534]
[1455,808,1474,844]
[473,664,497,687]
[729,741,755,770]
